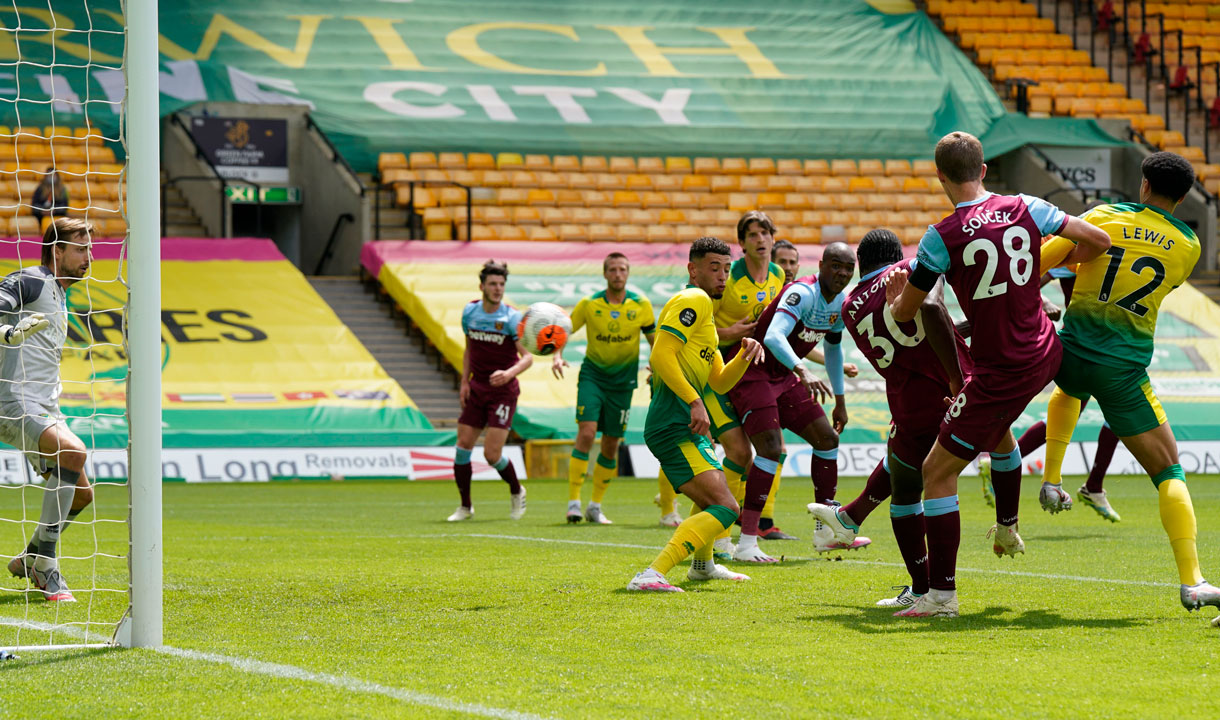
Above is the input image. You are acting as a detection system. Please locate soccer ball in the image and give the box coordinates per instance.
[518,302,572,356]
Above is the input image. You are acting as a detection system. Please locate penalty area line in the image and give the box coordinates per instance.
[427,532,1175,588]
[0,616,554,720]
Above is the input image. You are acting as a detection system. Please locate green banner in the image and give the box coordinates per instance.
[0,0,1007,170]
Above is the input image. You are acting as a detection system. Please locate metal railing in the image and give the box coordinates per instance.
[373,179,472,242]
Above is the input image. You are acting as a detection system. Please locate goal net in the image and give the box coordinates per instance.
[0,0,160,654]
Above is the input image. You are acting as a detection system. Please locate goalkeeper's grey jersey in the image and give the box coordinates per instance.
[0,266,67,407]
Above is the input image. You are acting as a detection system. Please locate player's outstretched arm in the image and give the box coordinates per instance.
[0,313,48,345]
[919,284,964,399]
[805,347,858,376]
[490,340,534,387]
[1057,216,1111,265]
[708,337,764,394]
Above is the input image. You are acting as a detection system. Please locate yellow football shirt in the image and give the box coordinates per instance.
[712,258,784,347]
[570,290,656,389]
[1061,202,1201,368]
[647,285,719,432]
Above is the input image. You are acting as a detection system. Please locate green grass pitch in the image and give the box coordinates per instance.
[1,474,1218,719]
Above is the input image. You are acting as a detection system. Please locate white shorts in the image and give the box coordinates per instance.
[0,400,66,474]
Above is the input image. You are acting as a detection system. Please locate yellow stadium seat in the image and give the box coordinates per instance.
[1096,98,1123,116]
[1070,97,1098,117]
[537,172,567,189]
[866,193,898,211]
[757,192,785,210]
[558,189,585,206]
[641,191,670,208]
[1158,130,1186,148]
[378,152,408,174]
[552,155,580,172]
[803,159,830,176]
[469,224,497,242]
[397,186,437,208]
[669,192,700,208]
[526,189,556,206]
[658,208,686,225]
[894,194,922,211]
[609,156,637,174]
[766,175,795,193]
[784,192,813,210]
[857,211,885,227]
[582,156,609,173]
[566,172,597,189]
[612,190,643,208]
[653,174,682,192]
[775,159,803,175]
[675,224,703,243]
[666,156,692,174]
[822,176,849,194]
[710,175,740,193]
[747,158,776,175]
[497,188,527,206]
[523,154,551,172]
[727,192,756,212]
[618,225,646,243]
[495,224,527,242]
[582,190,613,207]
[682,174,712,192]
[647,225,676,243]
[693,157,720,174]
[790,176,819,193]
[438,187,467,206]
[480,206,511,224]
[595,173,626,191]
[381,168,419,185]
[685,209,713,225]
[848,176,877,193]
[626,174,653,190]
[830,159,858,176]
[721,158,748,175]
[509,170,538,187]
[737,175,766,193]
[837,194,865,212]
[875,176,903,193]
[539,207,567,225]
[699,193,728,209]
[514,206,542,225]
[599,208,627,225]
[1177,146,1207,163]
[568,206,597,224]
[912,160,937,176]
[408,152,437,170]
[884,160,913,177]
[481,170,510,187]
[1132,114,1165,132]
[529,226,559,242]
[557,223,589,242]
[903,176,931,193]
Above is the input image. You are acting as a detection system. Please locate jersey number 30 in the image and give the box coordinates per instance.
[963,227,1034,300]
[859,304,925,369]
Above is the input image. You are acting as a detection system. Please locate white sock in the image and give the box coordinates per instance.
[737,534,758,551]
[567,500,581,511]
[691,556,713,573]
[929,588,956,602]
[588,502,601,511]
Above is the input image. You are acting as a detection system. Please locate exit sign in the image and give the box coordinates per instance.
[225,186,301,204]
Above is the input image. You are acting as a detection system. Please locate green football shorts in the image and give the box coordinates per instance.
[575,378,632,438]
[1055,345,1168,438]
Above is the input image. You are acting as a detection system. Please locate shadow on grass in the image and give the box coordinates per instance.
[0,645,115,669]
[800,604,1150,632]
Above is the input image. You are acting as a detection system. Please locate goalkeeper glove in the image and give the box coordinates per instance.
[2,313,49,345]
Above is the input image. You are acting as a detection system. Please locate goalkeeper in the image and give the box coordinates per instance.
[2,218,96,602]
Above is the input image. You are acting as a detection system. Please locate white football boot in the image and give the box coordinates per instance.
[712,536,736,562]
[658,511,683,528]
[510,487,527,520]
[732,535,779,564]
[1076,486,1121,523]
[894,589,957,618]
[687,558,750,582]
[1039,481,1073,514]
[876,586,921,608]
[626,568,683,592]
[1181,581,1220,613]
[446,506,473,522]
[987,522,1025,558]
[31,564,74,603]
[566,500,583,524]
[584,503,612,525]
[807,502,860,545]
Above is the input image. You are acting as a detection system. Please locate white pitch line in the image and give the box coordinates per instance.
[428,532,1175,588]
[0,616,554,720]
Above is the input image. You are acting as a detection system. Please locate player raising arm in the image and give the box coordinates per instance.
[627,237,765,592]
[885,131,1109,617]
[1039,152,1220,621]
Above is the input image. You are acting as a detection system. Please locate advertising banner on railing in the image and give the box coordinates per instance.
[0,237,443,452]
[365,239,1220,445]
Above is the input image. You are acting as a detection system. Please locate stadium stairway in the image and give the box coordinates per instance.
[308,276,462,427]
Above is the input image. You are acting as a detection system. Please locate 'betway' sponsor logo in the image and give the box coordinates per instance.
[469,330,507,344]
[798,328,825,344]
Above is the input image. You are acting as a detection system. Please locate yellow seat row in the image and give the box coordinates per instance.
[379,152,939,179]
[442,222,929,246]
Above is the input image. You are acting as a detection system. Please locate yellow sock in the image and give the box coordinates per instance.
[568,449,589,502]
[1155,467,1204,585]
[1043,388,1081,485]
[692,500,731,542]
[591,453,616,504]
[657,472,676,515]
[650,509,733,575]
[761,466,782,520]
[723,458,746,506]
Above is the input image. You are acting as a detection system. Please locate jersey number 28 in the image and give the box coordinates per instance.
[963,226,1034,300]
